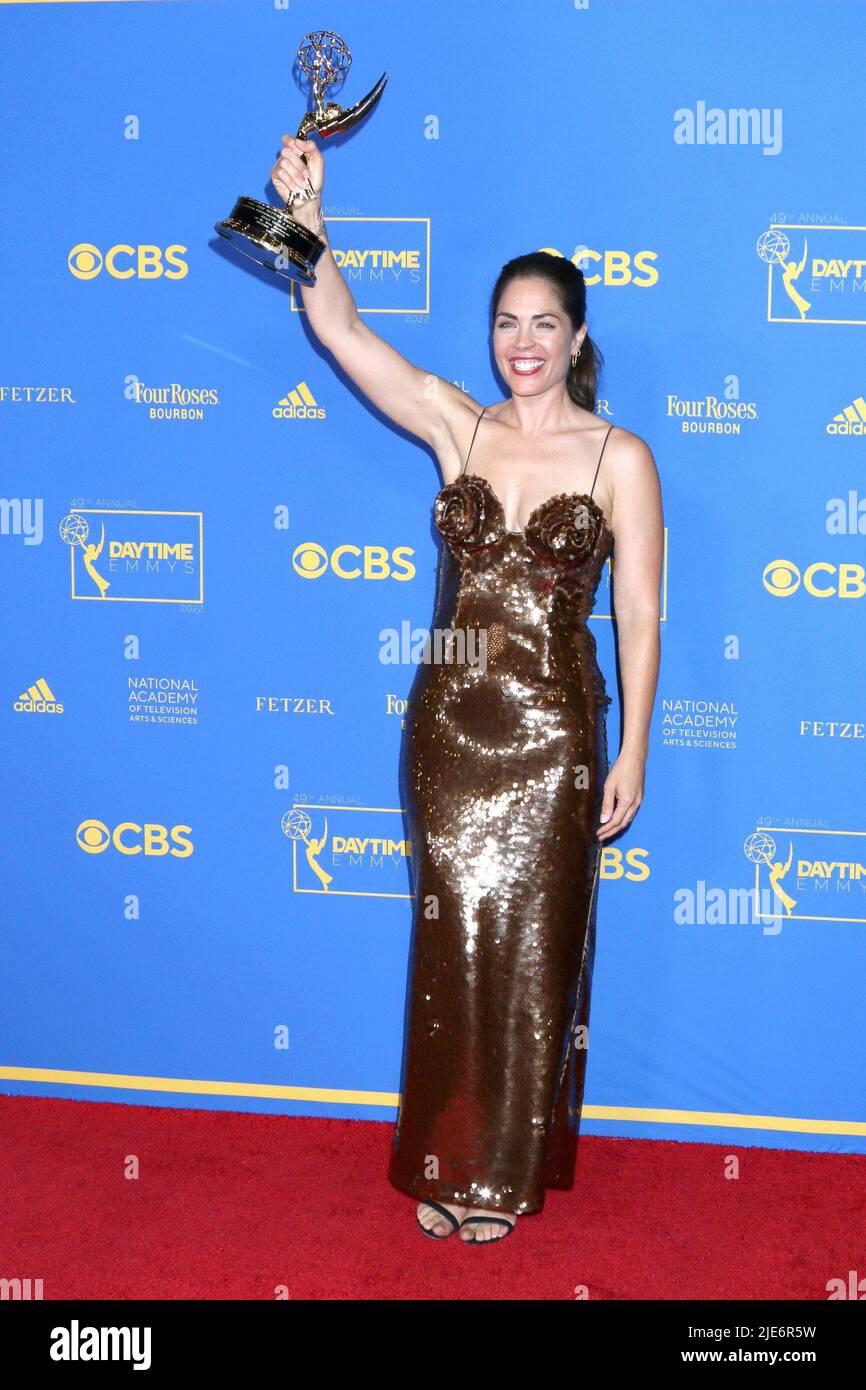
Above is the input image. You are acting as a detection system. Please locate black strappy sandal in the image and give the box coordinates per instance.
[459,1214,516,1244]
[416,1200,463,1240]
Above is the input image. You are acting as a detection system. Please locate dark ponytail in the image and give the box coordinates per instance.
[489,251,604,413]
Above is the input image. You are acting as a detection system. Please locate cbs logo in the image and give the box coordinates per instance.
[539,246,658,287]
[292,543,415,581]
[599,847,649,881]
[68,244,189,280]
[77,819,194,857]
[763,560,866,598]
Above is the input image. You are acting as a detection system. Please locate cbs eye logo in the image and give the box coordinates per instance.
[67,244,189,280]
[76,819,194,857]
[762,559,866,599]
[538,245,659,287]
[292,542,415,581]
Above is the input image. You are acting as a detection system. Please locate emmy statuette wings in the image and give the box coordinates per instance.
[215,29,388,283]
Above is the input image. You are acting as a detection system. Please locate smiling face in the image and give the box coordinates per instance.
[493,275,585,396]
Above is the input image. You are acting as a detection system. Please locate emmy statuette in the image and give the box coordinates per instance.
[215,30,387,283]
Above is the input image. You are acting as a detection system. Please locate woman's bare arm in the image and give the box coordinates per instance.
[271,135,474,458]
[609,432,663,759]
[596,431,663,842]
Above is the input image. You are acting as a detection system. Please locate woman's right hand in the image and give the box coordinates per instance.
[271,134,325,216]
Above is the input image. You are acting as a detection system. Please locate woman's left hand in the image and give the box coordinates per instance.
[596,751,645,842]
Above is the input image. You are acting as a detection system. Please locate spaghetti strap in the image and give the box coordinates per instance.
[459,408,486,476]
[589,424,614,500]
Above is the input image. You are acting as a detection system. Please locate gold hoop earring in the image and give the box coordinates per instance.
[571,347,581,367]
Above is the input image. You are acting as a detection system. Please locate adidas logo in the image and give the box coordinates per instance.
[273,381,326,420]
[14,678,64,714]
[827,396,866,436]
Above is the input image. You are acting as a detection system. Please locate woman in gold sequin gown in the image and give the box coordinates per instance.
[384,255,661,1245]
[388,404,615,1239]
[272,130,662,1248]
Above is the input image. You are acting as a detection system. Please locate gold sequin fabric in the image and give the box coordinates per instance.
[389,437,614,1217]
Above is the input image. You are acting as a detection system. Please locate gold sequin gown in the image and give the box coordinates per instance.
[389,410,615,1216]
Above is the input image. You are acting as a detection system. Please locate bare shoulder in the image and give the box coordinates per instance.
[606,422,657,471]
[605,423,660,496]
[603,423,663,540]
[431,388,488,485]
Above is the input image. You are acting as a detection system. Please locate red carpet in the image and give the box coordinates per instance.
[1,1095,862,1300]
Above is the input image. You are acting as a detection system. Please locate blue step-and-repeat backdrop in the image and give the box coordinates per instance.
[2,0,864,1155]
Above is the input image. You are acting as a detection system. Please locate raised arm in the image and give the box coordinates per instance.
[270,135,474,458]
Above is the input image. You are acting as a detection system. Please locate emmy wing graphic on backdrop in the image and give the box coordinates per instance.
[215,28,388,282]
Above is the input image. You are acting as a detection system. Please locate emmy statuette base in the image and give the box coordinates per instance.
[215,195,325,282]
